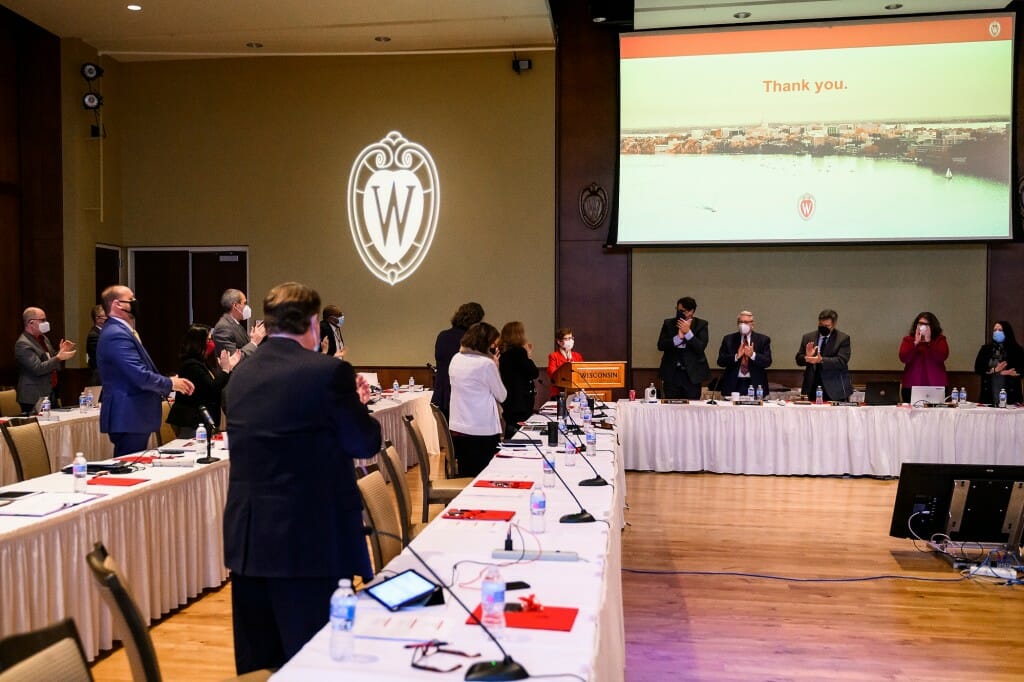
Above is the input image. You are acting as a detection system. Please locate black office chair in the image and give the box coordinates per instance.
[0,618,92,681]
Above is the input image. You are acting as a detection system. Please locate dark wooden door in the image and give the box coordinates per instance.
[190,251,249,328]
[95,245,121,303]
[132,250,190,375]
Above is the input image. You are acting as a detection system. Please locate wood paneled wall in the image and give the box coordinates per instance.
[0,7,63,388]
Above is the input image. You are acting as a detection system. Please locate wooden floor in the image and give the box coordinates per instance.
[90,471,1024,681]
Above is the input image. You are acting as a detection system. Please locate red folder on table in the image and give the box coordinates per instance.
[473,480,534,490]
[442,509,516,521]
[467,605,578,632]
[87,477,148,487]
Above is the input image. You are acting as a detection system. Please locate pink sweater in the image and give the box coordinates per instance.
[899,334,949,388]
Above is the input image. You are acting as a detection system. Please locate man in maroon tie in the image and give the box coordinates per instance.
[716,309,773,397]
[14,307,77,414]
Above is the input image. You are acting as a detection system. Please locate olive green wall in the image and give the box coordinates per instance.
[106,52,556,365]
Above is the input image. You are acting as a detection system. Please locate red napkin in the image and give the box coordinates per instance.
[442,509,516,521]
[473,480,534,490]
[87,477,148,487]
[467,605,578,632]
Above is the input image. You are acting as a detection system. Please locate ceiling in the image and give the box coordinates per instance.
[1,0,1014,61]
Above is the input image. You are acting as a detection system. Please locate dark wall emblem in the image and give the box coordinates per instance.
[579,183,608,229]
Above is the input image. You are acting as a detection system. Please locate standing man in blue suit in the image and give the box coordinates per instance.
[97,285,194,457]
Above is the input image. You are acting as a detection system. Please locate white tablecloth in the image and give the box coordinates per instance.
[0,409,113,485]
[272,416,625,682]
[618,399,1024,476]
[0,439,229,660]
[370,390,439,468]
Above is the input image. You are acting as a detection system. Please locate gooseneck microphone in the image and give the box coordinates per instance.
[196,405,220,464]
[510,426,596,524]
[365,527,529,681]
[560,412,609,488]
[569,369,609,411]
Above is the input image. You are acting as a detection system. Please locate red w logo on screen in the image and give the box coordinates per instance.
[798,193,816,221]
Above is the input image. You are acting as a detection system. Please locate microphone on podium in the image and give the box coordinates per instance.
[363,526,529,681]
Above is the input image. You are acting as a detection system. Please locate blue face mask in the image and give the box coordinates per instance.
[338,315,345,327]
[993,330,1006,344]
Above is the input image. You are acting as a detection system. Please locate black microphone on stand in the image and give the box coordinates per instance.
[196,405,220,464]
[559,412,609,487]
[363,526,529,681]
[509,425,596,523]
[706,376,720,405]
[570,369,609,412]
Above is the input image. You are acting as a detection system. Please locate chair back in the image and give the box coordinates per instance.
[402,414,437,522]
[356,470,404,571]
[0,618,92,682]
[85,542,163,682]
[158,401,175,446]
[429,403,458,479]
[0,390,19,418]
[0,418,51,481]
[377,442,415,545]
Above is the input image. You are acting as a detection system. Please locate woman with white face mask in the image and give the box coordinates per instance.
[547,327,583,398]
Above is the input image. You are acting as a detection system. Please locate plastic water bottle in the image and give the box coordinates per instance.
[480,565,506,637]
[73,452,88,493]
[329,578,357,661]
[747,385,755,400]
[755,385,764,401]
[529,485,546,534]
[959,387,967,404]
[79,392,88,413]
[408,375,416,391]
[40,397,51,420]
[542,452,555,488]
[950,388,959,405]
[582,405,596,452]
[563,432,576,467]
[85,388,94,409]
[195,423,208,456]
[392,379,400,393]
[815,386,823,405]
[998,388,1007,408]
[644,382,657,403]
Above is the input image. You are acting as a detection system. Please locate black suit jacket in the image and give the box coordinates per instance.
[795,329,853,400]
[319,319,344,356]
[657,316,710,386]
[432,325,466,413]
[717,331,772,396]
[499,345,539,416]
[224,337,382,579]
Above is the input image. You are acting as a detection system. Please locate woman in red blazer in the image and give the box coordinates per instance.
[898,311,949,402]
[547,327,583,398]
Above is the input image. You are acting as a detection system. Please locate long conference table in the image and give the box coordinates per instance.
[271,411,626,681]
[618,398,1024,476]
[0,408,114,486]
[0,390,440,661]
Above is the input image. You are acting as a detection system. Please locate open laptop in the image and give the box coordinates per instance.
[909,385,947,406]
[864,381,901,406]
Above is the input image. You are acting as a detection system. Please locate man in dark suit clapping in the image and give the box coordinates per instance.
[717,309,773,397]
[657,296,710,399]
[224,282,382,675]
[795,308,852,401]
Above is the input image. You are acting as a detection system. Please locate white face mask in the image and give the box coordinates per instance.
[37,321,51,335]
[241,304,252,320]
[738,323,751,336]
[561,339,575,352]
[337,315,345,327]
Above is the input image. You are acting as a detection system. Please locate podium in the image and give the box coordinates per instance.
[551,361,627,403]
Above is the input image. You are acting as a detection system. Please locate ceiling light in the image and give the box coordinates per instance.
[245,42,263,48]
[884,3,903,8]
[734,12,752,19]
[126,4,142,10]
[592,15,607,23]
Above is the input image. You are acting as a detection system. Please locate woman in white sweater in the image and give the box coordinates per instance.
[448,322,507,477]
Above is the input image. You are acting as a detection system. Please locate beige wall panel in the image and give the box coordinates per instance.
[631,244,987,372]
[119,52,555,365]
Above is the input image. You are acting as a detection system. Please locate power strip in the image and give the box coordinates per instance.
[151,458,196,467]
[969,565,1018,579]
[491,549,579,562]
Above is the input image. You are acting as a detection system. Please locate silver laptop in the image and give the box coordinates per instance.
[909,385,947,406]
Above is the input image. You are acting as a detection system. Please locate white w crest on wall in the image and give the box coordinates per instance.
[347,131,440,285]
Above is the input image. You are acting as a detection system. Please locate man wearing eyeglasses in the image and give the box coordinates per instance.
[96,285,194,457]
[14,307,77,415]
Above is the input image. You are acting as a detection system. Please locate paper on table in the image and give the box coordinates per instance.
[0,491,102,517]
[353,611,450,642]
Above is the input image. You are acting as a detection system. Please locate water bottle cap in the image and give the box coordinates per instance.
[338,578,352,587]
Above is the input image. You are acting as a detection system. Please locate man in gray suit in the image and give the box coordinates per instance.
[14,307,77,414]
[795,308,853,401]
[212,289,266,358]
